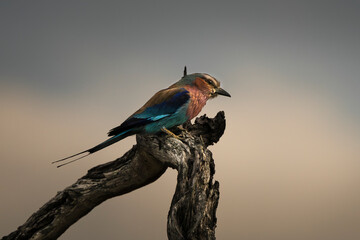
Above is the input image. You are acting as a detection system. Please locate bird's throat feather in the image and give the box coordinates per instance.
[184,86,208,120]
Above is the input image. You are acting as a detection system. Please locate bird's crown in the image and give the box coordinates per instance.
[172,73,220,88]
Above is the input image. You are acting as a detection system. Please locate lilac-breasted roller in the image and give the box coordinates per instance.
[53,69,230,167]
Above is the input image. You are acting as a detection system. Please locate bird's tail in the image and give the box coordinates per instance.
[52,129,133,168]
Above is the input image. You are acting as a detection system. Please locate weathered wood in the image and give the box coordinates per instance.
[2,111,226,240]
[166,112,224,240]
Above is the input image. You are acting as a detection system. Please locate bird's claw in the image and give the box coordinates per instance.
[161,127,184,140]
[177,125,186,131]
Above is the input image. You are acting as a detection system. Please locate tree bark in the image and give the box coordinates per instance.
[2,111,226,240]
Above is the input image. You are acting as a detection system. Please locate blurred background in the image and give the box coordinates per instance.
[1,1,359,239]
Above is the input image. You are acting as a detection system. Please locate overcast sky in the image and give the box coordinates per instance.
[1,1,360,239]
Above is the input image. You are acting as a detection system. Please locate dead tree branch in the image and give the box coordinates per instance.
[2,111,226,240]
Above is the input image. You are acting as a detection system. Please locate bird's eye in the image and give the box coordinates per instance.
[205,79,213,85]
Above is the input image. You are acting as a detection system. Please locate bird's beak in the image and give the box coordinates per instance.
[216,87,231,97]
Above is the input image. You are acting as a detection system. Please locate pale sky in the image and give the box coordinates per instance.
[1,1,360,239]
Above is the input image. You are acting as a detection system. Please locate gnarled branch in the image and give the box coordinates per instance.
[2,111,226,240]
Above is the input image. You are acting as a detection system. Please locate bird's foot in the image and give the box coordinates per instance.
[177,125,186,131]
[161,127,183,140]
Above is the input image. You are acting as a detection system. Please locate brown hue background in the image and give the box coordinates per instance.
[1,1,359,239]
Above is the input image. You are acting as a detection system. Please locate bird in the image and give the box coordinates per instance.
[53,67,230,167]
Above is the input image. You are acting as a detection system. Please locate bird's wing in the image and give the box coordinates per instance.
[108,88,190,136]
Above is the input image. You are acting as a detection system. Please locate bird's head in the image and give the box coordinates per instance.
[172,73,231,99]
